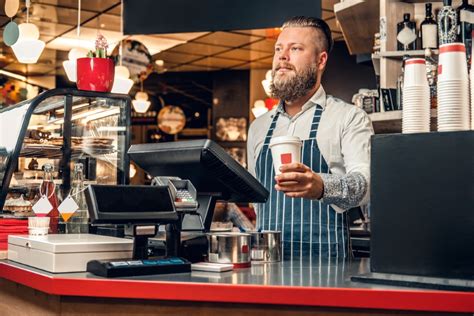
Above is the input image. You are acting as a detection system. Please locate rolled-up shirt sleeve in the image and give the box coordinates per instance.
[319,107,373,212]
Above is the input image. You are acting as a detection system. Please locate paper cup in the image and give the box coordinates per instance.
[404,58,428,87]
[438,43,468,82]
[28,216,50,236]
[269,136,302,175]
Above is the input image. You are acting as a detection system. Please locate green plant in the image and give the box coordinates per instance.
[87,34,109,58]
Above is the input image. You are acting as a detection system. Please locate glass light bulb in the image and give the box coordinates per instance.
[252,106,268,118]
[135,91,149,101]
[68,48,88,61]
[253,99,266,108]
[18,23,39,40]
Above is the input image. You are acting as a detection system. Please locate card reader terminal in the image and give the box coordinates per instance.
[87,257,191,277]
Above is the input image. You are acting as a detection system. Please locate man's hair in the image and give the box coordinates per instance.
[282,16,333,53]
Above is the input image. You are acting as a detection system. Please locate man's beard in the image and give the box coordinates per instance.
[270,63,318,102]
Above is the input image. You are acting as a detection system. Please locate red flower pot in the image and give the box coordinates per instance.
[76,57,115,92]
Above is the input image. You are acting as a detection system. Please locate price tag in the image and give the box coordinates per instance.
[58,195,79,222]
[32,195,53,216]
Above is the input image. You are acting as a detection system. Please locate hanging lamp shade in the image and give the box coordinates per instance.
[12,23,45,64]
[132,91,151,113]
[111,65,134,94]
[63,48,88,82]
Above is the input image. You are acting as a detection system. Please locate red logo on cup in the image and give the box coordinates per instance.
[280,153,292,164]
[438,64,442,75]
[241,245,249,253]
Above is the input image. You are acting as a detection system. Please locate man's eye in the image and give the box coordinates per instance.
[275,47,281,52]
[291,47,302,51]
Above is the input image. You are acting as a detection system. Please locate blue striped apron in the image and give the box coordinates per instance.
[255,104,350,259]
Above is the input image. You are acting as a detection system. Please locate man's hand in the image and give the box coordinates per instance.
[274,163,324,199]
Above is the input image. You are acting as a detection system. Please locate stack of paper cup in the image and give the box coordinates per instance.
[437,43,470,132]
[402,58,430,133]
[470,36,474,130]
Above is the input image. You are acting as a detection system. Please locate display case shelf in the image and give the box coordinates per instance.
[0,89,132,212]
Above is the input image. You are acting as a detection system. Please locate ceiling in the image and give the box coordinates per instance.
[0,0,342,80]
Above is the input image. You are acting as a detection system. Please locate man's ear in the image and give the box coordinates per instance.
[317,51,328,71]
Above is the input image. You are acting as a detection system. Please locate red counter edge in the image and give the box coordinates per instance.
[0,262,473,313]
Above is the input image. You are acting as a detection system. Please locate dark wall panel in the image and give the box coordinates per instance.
[124,0,321,35]
[322,42,377,103]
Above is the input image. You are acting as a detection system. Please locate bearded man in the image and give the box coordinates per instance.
[247,16,374,259]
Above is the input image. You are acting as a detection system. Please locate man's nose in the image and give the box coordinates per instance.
[278,48,289,61]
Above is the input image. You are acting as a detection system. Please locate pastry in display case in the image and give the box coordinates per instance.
[0,88,131,230]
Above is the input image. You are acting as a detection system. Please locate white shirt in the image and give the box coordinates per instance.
[247,85,374,212]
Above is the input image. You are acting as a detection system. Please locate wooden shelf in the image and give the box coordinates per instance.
[334,0,379,55]
[375,50,439,59]
[369,109,437,121]
[369,109,438,133]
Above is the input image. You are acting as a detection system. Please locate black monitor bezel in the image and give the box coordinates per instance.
[85,184,179,224]
[127,139,268,203]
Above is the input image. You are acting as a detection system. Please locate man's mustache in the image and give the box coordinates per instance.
[275,63,296,71]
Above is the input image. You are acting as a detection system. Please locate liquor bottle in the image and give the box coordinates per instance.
[457,0,474,62]
[40,163,60,233]
[66,163,89,233]
[438,0,458,45]
[397,13,417,51]
[420,3,438,49]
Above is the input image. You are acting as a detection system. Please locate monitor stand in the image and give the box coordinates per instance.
[124,224,158,259]
[166,193,219,257]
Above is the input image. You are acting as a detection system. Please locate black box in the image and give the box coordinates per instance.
[370,131,474,279]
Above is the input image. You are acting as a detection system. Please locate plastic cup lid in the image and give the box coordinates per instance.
[269,135,302,147]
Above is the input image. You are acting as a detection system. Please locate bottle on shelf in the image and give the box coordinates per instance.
[456,0,474,63]
[40,163,60,233]
[420,3,438,49]
[397,13,417,51]
[65,163,89,234]
[438,0,458,45]
[424,48,438,109]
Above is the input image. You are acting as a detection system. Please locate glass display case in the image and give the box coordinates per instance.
[0,88,131,218]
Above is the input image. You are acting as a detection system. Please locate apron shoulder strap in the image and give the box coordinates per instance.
[309,104,324,139]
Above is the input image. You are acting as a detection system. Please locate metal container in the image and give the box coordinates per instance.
[207,232,251,267]
[250,231,282,262]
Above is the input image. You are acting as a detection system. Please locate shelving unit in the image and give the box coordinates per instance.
[334,0,454,133]
[374,49,438,58]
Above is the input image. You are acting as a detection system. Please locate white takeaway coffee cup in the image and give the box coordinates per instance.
[269,136,302,175]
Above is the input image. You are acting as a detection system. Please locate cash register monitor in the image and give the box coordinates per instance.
[85,184,179,224]
[128,139,269,203]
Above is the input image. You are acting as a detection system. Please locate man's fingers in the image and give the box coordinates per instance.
[275,172,301,183]
[279,162,309,173]
[275,183,307,192]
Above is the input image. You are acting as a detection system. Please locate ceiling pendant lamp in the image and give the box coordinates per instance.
[252,99,268,118]
[12,0,45,64]
[62,0,87,82]
[111,64,134,94]
[132,80,151,113]
[111,0,133,94]
[261,70,273,97]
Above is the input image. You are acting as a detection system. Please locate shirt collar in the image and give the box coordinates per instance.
[276,85,327,115]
